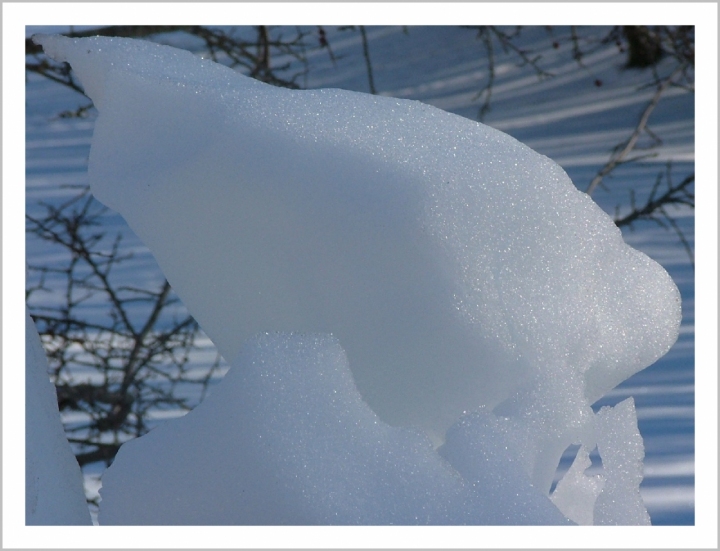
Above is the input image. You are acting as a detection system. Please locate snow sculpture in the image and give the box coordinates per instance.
[26,308,92,525]
[33,34,680,524]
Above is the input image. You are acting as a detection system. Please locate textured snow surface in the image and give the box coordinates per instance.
[99,333,571,525]
[33,34,682,525]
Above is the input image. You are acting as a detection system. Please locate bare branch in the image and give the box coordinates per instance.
[27,188,225,469]
[614,167,694,267]
[359,26,377,95]
[615,172,694,227]
[466,26,554,120]
[586,63,687,196]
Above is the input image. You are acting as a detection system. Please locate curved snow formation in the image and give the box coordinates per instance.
[34,34,680,519]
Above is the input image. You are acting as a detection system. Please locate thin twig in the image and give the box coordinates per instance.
[586,63,686,195]
[359,26,377,95]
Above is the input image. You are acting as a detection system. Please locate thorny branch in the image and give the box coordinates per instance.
[27,188,225,468]
[614,166,695,267]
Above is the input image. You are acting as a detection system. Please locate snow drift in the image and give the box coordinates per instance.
[33,34,681,525]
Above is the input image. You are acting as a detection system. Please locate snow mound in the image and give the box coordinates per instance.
[26,307,91,525]
[34,34,681,524]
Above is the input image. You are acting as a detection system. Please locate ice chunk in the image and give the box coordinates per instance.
[33,34,681,445]
[439,410,572,524]
[550,446,605,525]
[25,307,91,525]
[99,332,571,525]
[548,398,650,526]
[593,398,651,525]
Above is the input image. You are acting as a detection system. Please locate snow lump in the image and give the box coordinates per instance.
[33,34,681,525]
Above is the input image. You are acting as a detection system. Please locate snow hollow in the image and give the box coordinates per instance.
[31,33,682,525]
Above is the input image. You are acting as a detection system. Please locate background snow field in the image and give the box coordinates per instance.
[23,25,697,527]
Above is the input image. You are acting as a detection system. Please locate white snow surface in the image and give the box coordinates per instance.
[33,34,682,525]
[25,307,92,525]
[99,332,571,525]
